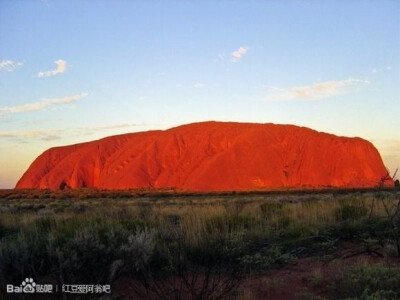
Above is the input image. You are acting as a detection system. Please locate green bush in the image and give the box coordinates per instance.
[334,204,368,221]
[0,230,50,284]
[260,202,284,219]
[282,224,313,239]
[0,222,18,239]
[240,245,293,271]
[205,214,254,234]
[329,263,400,299]
[0,218,157,286]
[346,289,399,300]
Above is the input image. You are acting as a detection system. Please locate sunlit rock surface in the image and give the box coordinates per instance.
[16,121,392,191]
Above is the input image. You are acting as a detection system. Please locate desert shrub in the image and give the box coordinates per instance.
[329,263,400,299]
[34,216,56,233]
[49,225,156,284]
[0,223,7,239]
[205,214,254,234]
[224,200,247,216]
[0,222,18,240]
[49,229,112,283]
[118,216,150,231]
[276,216,292,230]
[260,202,284,219]
[296,289,327,300]
[0,214,157,286]
[165,214,181,226]
[51,226,116,283]
[324,216,396,246]
[340,289,400,300]
[0,229,50,284]
[240,245,293,271]
[72,204,87,213]
[17,203,36,212]
[282,223,313,239]
[129,234,245,300]
[191,234,247,266]
[138,204,155,220]
[328,220,366,240]
[334,204,368,221]
[118,228,156,273]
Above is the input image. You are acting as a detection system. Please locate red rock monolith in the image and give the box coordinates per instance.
[16,121,392,191]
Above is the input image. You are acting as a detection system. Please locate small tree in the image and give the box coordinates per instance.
[379,168,398,188]
[377,192,400,256]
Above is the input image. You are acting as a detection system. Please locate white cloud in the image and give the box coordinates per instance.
[231,46,248,62]
[0,130,62,143]
[0,123,143,142]
[0,130,47,138]
[214,53,226,63]
[37,59,67,78]
[193,82,205,88]
[371,66,392,73]
[0,60,23,72]
[0,93,88,114]
[70,124,143,137]
[265,78,370,101]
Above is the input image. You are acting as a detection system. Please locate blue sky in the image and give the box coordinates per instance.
[0,0,399,188]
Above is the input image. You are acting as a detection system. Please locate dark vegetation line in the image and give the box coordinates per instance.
[1,186,397,200]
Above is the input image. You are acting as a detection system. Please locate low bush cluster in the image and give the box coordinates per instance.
[329,263,400,299]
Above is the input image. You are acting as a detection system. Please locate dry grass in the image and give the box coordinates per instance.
[0,189,399,299]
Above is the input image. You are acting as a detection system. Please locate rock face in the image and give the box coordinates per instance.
[16,121,391,191]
